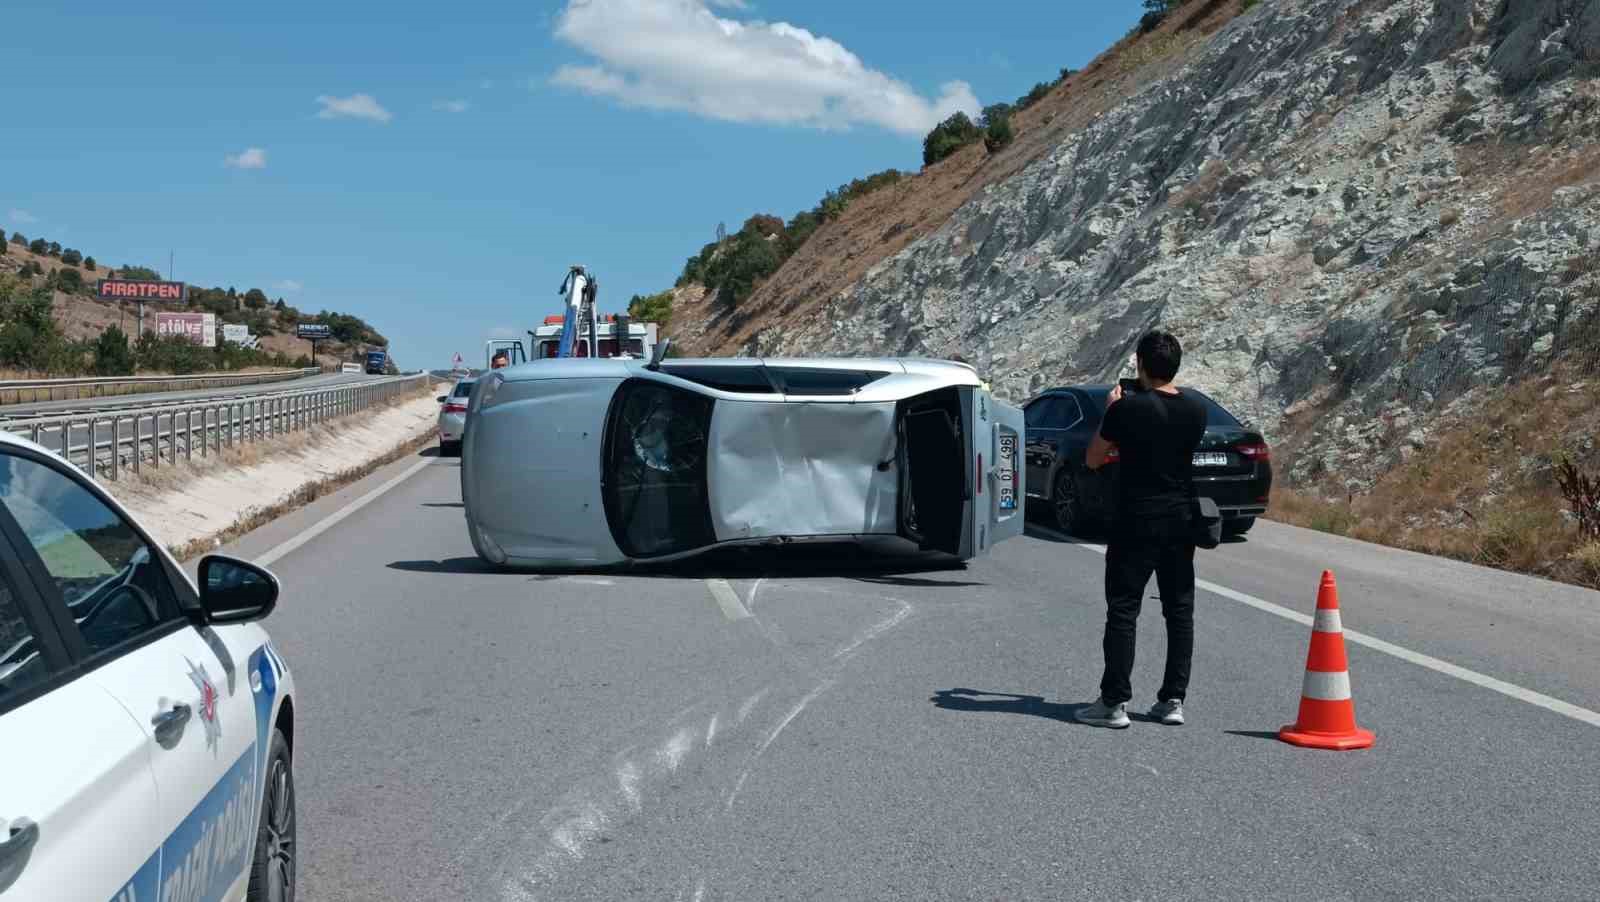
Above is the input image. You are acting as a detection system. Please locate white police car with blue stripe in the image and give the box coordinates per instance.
[0,431,297,902]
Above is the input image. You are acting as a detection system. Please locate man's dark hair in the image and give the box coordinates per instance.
[492,351,508,361]
[1135,330,1182,382]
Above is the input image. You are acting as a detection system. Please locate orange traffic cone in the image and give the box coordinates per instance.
[1278,570,1375,750]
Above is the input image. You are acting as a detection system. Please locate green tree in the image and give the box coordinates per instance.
[922,112,982,166]
[83,255,96,270]
[627,289,675,329]
[1016,81,1054,109]
[7,232,23,245]
[120,265,163,280]
[243,288,269,309]
[46,241,61,257]
[984,114,1015,152]
[0,274,66,372]
[53,267,84,293]
[981,103,1013,128]
[28,238,47,255]
[60,248,82,266]
[93,326,135,375]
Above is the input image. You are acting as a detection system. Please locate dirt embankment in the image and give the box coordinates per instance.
[673,0,1247,357]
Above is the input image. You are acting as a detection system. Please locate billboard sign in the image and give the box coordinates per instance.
[97,279,187,302]
[222,323,250,344]
[154,312,216,347]
[296,323,332,340]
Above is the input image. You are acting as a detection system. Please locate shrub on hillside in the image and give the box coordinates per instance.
[984,114,1015,152]
[135,333,212,374]
[244,287,269,309]
[0,274,68,373]
[93,326,135,376]
[120,265,163,281]
[628,289,674,329]
[52,268,84,293]
[1016,81,1054,110]
[83,255,96,270]
[981,103,1013,128]
[922,111,982,166]
[60,248,82,266]
[28,238,47,255]
[46,242,61,257]
[7,232,23,245]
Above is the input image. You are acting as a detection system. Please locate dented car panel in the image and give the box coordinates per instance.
[460,357,1026,568]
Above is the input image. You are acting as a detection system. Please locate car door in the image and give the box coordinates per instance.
[0,457,167,902]
[0,449,260,902]
[894,385,1023,559]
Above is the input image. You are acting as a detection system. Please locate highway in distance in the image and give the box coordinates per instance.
[211,449,1600,901]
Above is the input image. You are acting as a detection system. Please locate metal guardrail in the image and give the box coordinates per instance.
[0,368,322,406]
[3,374,430,483]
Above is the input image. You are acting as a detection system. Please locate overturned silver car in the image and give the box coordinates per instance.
[459,357,1025,568]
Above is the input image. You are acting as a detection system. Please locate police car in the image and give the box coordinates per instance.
[0,431,296,902]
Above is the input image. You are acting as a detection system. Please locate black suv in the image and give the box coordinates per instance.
[1023,384,1272,537]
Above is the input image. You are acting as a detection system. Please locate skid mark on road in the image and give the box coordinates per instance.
[1038,527,1600,730]
[726,679,835,811]
[834,603,913,660]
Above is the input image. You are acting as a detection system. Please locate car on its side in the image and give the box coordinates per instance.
[436,378,476,456]
[1023,384,1272,537]
[460,356,1026,568]
[0,431,296,902]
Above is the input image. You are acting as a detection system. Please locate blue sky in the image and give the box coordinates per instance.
[2,1,1144,370]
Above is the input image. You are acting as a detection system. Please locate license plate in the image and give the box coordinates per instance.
[1194,452,1228,467]
[997,433,1017,511]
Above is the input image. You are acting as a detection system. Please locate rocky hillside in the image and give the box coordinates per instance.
[671,0,1600,584]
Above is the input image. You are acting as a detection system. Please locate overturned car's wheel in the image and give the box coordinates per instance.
[1051,469,1086,535]
[248,728,295,902]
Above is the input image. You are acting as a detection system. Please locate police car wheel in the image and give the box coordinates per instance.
[248,728,296,902]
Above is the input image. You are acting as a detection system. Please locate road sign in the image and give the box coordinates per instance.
[154,312,216,347]
[97,278,187,302]
[222,323,250,344]
[296,323,332,340]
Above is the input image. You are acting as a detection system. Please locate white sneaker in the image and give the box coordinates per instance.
[1149,699,1185,726]
[1075,698,1130,729]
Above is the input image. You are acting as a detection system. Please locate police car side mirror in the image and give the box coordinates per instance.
[198,555,280,624]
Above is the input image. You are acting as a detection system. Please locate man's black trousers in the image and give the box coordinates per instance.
[1100,536,1196,706]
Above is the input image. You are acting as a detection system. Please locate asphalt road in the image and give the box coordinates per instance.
[0,370,374,419]
[212,450,1600,901]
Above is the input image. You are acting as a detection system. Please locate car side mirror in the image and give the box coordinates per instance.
[198,555,279,624]
[646,338,672,371]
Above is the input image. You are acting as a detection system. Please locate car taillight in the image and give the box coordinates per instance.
[1105,447,1120,462]
[444,402,468,414]
[1235,442,1270,461]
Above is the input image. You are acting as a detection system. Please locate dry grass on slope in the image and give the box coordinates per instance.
[1270,371,1600,589]
[680,0,1252,356]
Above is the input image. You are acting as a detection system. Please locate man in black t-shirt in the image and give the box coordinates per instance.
[1075,330,1208,729]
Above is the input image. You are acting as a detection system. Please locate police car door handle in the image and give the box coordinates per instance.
[152,702,192,747]
[0,817,38,892]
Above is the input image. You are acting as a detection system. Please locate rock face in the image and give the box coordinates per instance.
[740,0,1600,491]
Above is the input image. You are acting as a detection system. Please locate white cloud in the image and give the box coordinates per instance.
[432,99,471,113]
[550,0,978,136]
[9,209,37,224]
[315,93,393,123]
[276,279,303,293]
[224,147,268,169]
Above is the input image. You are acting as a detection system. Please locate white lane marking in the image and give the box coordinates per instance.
[833,603,913,660]
[1037,527,1600,729]
[727,679,834,811]
[705,578,751,621]
[706,713,719,748]
[256,456,434,567]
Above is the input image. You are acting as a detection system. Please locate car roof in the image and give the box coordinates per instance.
[496,356,979,382]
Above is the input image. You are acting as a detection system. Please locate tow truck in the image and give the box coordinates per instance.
[484,265,658,368]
